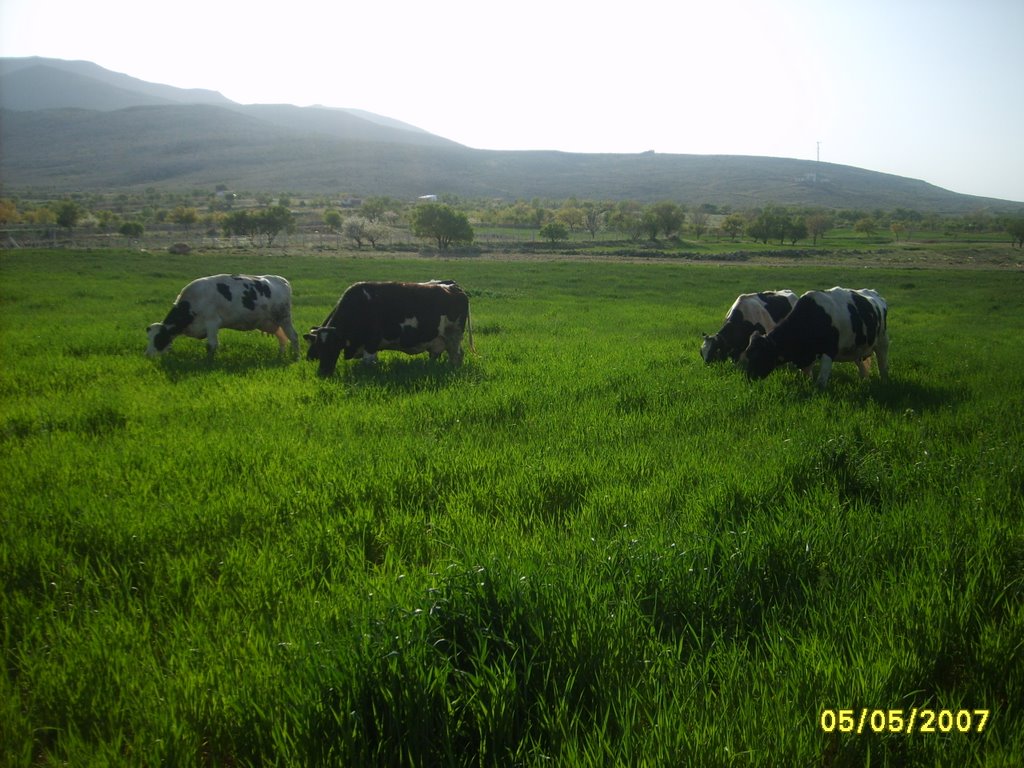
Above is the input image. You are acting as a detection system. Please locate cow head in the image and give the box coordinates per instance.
[145,323,173,357]
[700,333,724,364]
[304,326,343,376]
[742,330,780,380]
[146,300,194,358]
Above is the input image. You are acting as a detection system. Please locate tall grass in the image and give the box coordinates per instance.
[1,249,1022,765]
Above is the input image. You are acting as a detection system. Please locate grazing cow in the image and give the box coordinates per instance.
[146,274,299,358]
[701,290,798,364]
[306,280,472,377]
[741,287,889,389]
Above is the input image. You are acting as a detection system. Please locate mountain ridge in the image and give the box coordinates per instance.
[1,57,1021,213]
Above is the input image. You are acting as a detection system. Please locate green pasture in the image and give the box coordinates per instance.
[1,249,1022,766]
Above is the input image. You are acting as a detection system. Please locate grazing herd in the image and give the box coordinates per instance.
[704,285,889,389]
[146,274,472,377]
[741,287,889,389]
[147,273,888,390]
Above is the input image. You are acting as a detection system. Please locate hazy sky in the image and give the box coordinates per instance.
[2,0,1022,202]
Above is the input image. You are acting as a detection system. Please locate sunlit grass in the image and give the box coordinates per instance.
[1,249,1022,765]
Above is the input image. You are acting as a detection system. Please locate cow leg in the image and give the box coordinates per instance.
[278,318,300,357]
[447,339,464,367]
[273,325,298,357]
[204,321,221,358]
[875,336,890,384]
[443,324,465,366]
[816,356,834,389]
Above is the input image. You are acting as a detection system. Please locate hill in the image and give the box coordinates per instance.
[1,57,1021,214]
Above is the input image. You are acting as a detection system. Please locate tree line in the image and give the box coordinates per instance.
[2,193,1023,250]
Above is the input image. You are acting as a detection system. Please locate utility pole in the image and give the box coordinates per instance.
[816,141,821,163]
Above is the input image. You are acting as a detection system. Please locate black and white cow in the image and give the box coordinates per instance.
[146,274,299,358]
[701,290,798,364]
[741,287,889,389]
[305,280,472,377]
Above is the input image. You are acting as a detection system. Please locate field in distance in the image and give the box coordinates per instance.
[1,249,1022,765]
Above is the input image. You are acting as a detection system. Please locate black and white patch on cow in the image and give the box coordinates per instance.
[305,279,472,377]
[741,287,889,389]
[701,290,797,364]
[146,274,299,358]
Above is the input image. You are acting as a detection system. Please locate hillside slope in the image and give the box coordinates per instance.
[0,57,231,109]
[1,57,1020,213]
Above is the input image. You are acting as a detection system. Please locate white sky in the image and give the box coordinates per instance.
[2,0,1022,202]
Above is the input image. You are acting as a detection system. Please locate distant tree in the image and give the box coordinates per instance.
[556,205,585,233]
[539,221,569,243]
[748,206,790,244]
[804,211,832,245]
[498,201,536,228]
[1006,217,1024,248]
[53,200,81,233]
[343,216,372,248]
[26,207,57,227]
[581,201,607,239]
[892,208,923,232]
[323,209,343,232]
[786,218,808,245]
[255,205,295,246]
[962,209,991,234]
[719,213,747,242]
[361,196,401,223]
[170,205,198,231]
[119,221,144,239]
[643,201,685,241]
[222,206,295,246]
[607,201,644,241]
[223,211,254,242]
[529,201,550,229]
[890,221,906,242]
[342,217,385,249]
[689,210,710,240]
[409,203,474,250]
[201,212,223,236]
[95,210,119,232]
[637,209,655,241]
[364,222,389,248]
[853,217,878,238]
[0,198,18,225]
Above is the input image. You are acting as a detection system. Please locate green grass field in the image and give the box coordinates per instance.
[2,249,1022,766]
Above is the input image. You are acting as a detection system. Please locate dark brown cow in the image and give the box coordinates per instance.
[305,280,472,377]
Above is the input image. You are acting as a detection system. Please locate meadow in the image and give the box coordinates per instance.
[1,248,1022,766]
